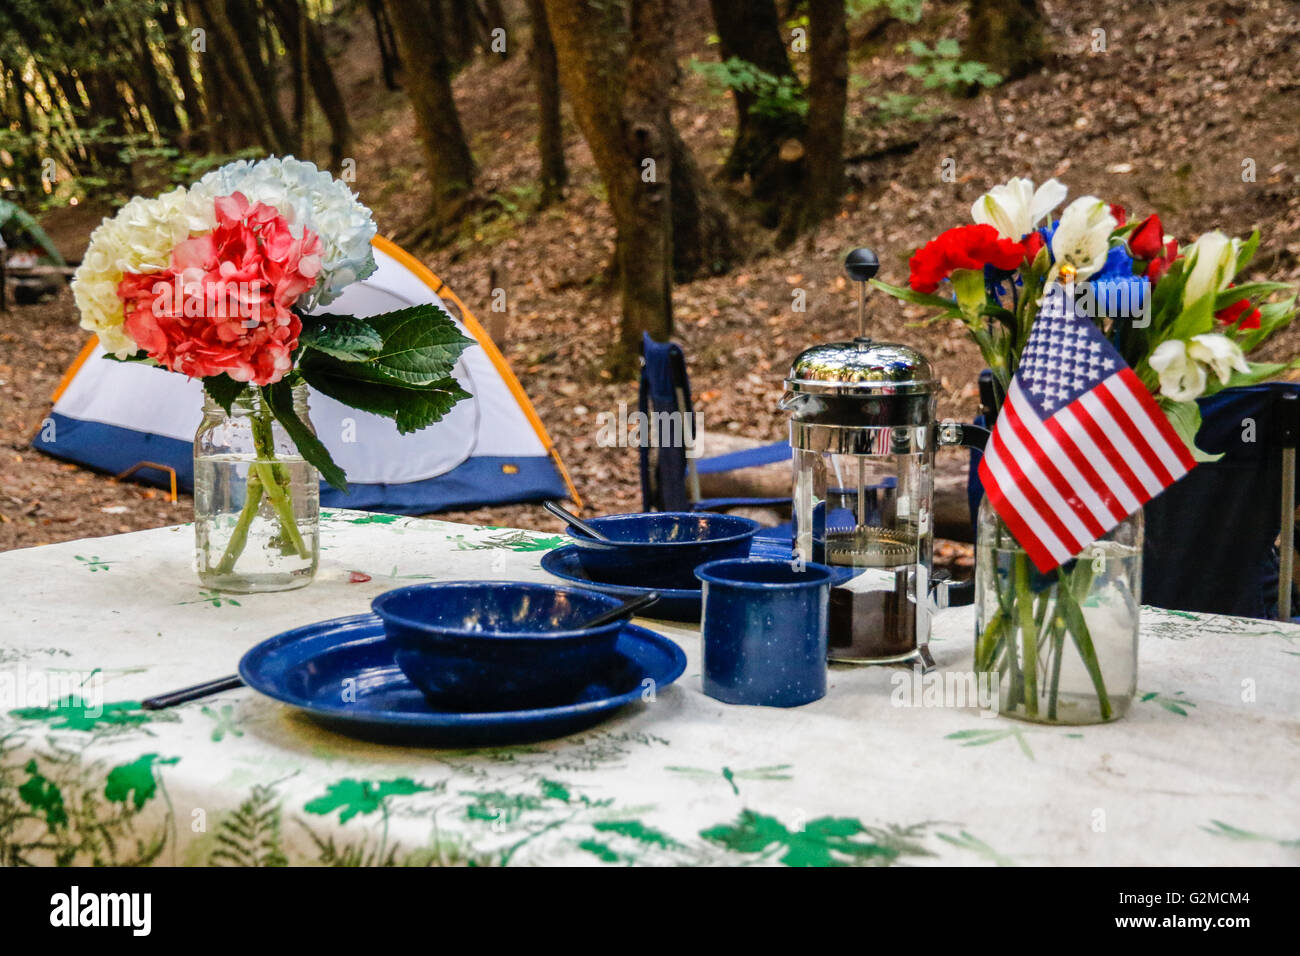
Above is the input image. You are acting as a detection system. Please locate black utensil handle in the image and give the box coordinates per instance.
[583,592,660,628]
[543,500,610,541]
[141,675,244,710]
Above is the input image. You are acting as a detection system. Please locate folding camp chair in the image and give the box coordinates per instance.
[968,378,1300,620]
[1143,383,1299,620]
[638,333,791,529]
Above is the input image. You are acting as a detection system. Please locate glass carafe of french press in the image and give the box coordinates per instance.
[780,249,987,663]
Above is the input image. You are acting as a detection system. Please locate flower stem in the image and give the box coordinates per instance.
[1055,579,1113,720]
[210,390,309,576]
[249,399,308,560]
[1014,553,1039,717]
[213,471,264,575]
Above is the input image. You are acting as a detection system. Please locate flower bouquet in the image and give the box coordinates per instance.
[72,157,473,591]
[876,177,1298,722]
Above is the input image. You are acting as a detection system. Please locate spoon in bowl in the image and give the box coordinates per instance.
[543,500,610,541]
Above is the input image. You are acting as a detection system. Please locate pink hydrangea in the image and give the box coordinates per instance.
[118,192,323,385]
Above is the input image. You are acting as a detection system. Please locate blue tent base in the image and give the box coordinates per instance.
[32,413,568,515]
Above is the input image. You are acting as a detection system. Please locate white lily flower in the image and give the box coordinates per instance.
[1050,196,1117,280]
[1182,231,1239,306]
[1149,340,1208,402]
[1188,333,1250,384]
[971,176,1068,240]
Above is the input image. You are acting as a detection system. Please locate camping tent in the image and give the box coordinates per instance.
[32,236,579,514]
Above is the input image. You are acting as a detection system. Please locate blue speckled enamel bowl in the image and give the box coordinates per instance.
[565,511,760,587]
[371,581,627,711]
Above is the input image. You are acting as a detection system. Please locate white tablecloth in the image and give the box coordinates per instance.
[1,510,1296,866]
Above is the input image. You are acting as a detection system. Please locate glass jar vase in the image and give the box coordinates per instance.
[974,496,1142,724]
[193,384,319,592]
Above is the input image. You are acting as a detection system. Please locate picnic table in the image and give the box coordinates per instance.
[1,509,1297,866]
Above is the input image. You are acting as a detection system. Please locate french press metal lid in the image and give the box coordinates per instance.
[781,249,985,665]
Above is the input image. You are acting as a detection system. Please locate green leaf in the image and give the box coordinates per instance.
[104,754,179,810]
[297,314,384,362]
[1221,360,1295,390]
[303,777,431,824]
[1160,398,1220,463]
[203,374,248,416]
[102,350,159,366]
[1238,295,1298,352]
[1213,281,1293,311]
[1234,229,1261,272]
[298,352,471,435]
[330,304,474,387]
[262,380,348,493]
[869,278,960,312]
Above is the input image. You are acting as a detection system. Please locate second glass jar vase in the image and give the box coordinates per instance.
[193,383,319,592]
[974,496,1142,724]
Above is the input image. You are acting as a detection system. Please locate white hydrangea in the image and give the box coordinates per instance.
[71,186,215,357]
[189,156,377,309]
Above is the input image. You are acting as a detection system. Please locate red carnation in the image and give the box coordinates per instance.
[908,224,1027,294]
[1129,214,1164,260]
[1216,284,1262,330]
[1021,231,1046,266]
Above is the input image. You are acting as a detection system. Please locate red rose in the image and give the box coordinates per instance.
[908,224,1026,294]
[1109,204,1127,228]
[1128,214,1164,260]
[1215,284,1262,330]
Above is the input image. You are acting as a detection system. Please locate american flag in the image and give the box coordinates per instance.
[978,286,1196,573]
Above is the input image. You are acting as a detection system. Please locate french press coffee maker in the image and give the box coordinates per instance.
[780,249,987,664]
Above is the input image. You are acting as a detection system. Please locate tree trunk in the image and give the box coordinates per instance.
[204,0,295,153]
[367,0,403,90]
[443,0,478,67]
[482,0,510,56]
[524,0,566,205]
[707,0,803,192]
[386,0,478,235]
[267,0,354,170]
[666,127,736,281]
[779,0,847,244]
[542,0,675,375]
[966,0,1046,82]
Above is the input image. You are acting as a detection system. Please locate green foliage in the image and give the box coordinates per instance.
[690,57,807,124]
[104,753,179,810]
[304,305,473,388]
[209,783,288,867]
[903,39,1002,93]
[263,377,348,493]
[295,304,474,437]
[297,315,385,362]
[304,777,433,824]
[700,810,903,867]
[864,92,943,125]
[18,759,68,829]
[0,199,65,264]
[202,374,248,417]
[848,0,924,22]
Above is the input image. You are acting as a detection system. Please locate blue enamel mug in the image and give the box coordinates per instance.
[695,557,833,707]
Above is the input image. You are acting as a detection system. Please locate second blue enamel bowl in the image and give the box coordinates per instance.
[371,581,627,712]
[565,511,761,587]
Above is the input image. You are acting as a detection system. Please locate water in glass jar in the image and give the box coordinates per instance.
[977,536,1140,723]
[194,453,319,592]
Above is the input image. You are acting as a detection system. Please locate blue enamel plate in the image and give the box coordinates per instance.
[541,537,857,622]
[239,613,686,747]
